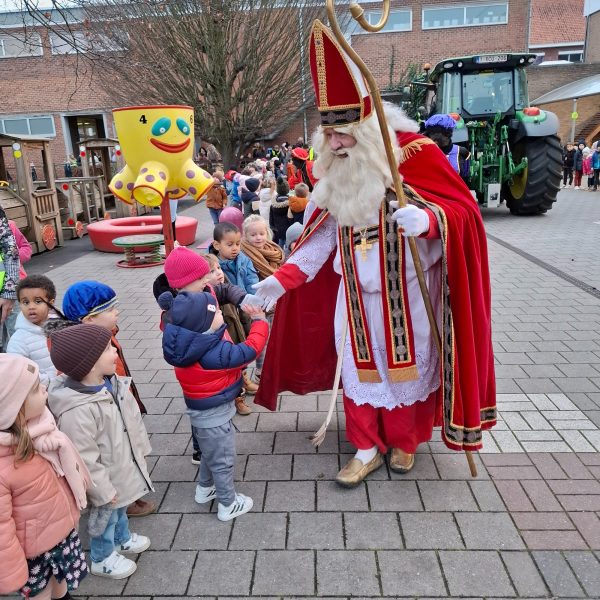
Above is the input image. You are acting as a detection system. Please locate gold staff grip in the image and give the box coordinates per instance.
[349,1,390,32]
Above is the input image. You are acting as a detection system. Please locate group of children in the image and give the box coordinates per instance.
[562,140,600,191]
[2,276,157,594]
[207,161,309,250]
[1,203,307,597]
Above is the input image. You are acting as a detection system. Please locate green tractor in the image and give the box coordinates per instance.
[415,53,562,215]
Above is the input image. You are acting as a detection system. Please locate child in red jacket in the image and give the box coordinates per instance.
[158,289,267,521]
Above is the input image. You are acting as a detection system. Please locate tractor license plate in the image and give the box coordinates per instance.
[486,183,502,208]
[475,54,508,64]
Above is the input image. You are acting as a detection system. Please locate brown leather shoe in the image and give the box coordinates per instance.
[335,453,383,488]
[242,371,259,394]
[389,448,415,473]
[235,395,252,415]
[126,499,156,517]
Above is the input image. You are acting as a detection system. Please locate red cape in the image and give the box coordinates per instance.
[256,132,496,451]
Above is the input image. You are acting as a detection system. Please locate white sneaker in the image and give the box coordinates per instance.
[217,493,253,521]
[119,532,151,554]
[91,550,137,579]
[575,186,580,190]
[195,484,217,504]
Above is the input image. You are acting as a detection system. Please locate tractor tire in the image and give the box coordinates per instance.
[503,135,562,215]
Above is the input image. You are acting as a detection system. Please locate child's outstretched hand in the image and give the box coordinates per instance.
[240,293,264,316]
[241,304,263,316]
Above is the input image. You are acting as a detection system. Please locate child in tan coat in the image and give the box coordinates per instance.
[48,324,153,580]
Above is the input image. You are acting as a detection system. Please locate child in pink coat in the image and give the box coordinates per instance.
[8,220,32,279]
[0,354,90,599]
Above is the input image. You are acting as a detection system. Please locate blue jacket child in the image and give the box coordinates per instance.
[159,291,268,414]
[209,222,259,294]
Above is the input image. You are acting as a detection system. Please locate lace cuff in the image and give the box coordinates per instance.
[286,216,337,281]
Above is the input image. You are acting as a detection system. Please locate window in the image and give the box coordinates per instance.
[49,30,123,54]
[363,9,412,32]
[50,31,90,55]
[558,51,583,63]
[0,33,43,58]
[423,3,508,29]
[0,115,55,137]
[514,68,528,109]
[438,72,462,113]
[462,71,514,115]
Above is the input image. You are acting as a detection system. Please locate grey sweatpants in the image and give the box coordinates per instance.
[192,420,236,507]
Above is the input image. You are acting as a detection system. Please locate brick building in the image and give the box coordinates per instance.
[0,8,118,174]
[529,0,586,63]
[0,1,597,160]
[350,0,529,89]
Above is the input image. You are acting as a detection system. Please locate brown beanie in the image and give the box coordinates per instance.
[50,323,112,381]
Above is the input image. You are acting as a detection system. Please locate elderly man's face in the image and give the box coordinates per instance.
[325,129,357,157]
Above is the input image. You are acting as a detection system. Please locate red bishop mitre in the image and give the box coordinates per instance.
[309,19,372,128]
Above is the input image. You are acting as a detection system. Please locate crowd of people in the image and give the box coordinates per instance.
[200,137,315,253]
[0,119,596,597]
[4,14,596,596]
[562,139,600,191]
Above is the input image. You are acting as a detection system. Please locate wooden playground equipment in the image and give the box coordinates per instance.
[56,137,151,240]
[0,133,64,253]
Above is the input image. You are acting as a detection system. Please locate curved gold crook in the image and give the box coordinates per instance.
[348,1,390,33]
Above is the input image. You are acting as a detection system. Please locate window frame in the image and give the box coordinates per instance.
[0,115,56,137]
[49,30,90,55]
[0,32,43,58]
[557,51,583,63]
[351,8,413,34]
[422,2,508,31]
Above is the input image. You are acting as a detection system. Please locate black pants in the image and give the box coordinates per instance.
[563,167,573,186]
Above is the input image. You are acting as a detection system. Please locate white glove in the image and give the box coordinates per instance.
[240,294,264,308]
[390,201,430,237]
[252,276,286,312]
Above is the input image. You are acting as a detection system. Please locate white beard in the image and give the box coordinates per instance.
[311,147,387,227]
[310,103,416,227]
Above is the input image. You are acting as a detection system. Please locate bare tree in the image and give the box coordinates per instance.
[17,0,346,166]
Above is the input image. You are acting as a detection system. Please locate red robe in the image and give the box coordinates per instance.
[256,132,496,451]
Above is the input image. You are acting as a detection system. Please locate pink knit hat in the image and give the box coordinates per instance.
[164,247,210,289]
[0,355,39,430]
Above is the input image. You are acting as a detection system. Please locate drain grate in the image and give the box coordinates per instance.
[486,233,600,300]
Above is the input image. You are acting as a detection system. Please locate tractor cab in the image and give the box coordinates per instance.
[429,54,536,117]
[415,53,562,215]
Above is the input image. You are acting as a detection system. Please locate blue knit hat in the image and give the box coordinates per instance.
[62,280,118,322]
[424,114,456,131]
[158,291,218,333]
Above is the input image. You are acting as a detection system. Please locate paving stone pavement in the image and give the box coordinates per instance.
[13,188,600,599]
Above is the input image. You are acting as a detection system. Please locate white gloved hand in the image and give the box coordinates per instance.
[252,276,286,312]
[240,294,263,308]
[390,201,430,237]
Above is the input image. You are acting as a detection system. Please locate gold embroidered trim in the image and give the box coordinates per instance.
[388,364,419,383]
[356,369,383,383]
[399,137,436,163]
[313,24,328,108]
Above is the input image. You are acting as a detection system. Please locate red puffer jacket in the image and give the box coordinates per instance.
[0,447,80,594]
[160,291,268,410]
[173,320,268,409]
